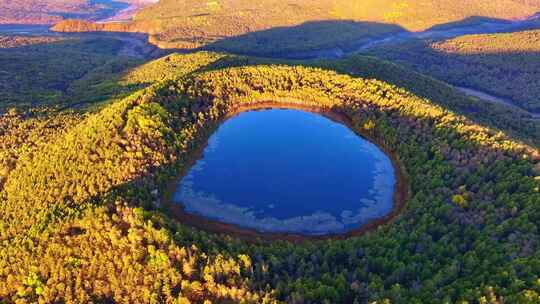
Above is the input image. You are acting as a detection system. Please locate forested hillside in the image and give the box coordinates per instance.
[1,52,539,303]
[52,0,540,52]
[367,29,540,113]
[0,34,142,111]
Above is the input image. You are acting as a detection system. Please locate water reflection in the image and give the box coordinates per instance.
[173,109,395,235]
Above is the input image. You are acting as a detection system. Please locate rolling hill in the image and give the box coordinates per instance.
[0,34,142,111]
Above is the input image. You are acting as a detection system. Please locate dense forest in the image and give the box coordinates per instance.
[52,0,540,51]
[367,29,540,112]
[1,51,539,303]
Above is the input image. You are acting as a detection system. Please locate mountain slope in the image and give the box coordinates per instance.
[53,0,540,51]
[367,29,540,112]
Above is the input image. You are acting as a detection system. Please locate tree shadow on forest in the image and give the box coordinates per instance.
[0,31,154,112]
[198,14,540,59]
[202,20,406,59]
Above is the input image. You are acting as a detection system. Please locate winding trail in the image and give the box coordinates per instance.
[455,87,540,119]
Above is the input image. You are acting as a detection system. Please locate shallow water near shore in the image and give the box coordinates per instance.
[172,109,396,235]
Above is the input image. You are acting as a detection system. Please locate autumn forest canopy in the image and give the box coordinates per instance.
[1,1,540,303]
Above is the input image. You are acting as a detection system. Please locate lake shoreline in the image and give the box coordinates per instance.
[161,101,409,243]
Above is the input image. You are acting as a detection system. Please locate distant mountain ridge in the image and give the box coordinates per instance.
[52,0,540,50]
[0,0,155,25]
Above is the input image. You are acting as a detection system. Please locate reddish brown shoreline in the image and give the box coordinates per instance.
[162,101,409,243]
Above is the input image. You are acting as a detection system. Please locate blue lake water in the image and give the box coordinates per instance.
[173,109,396,235]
